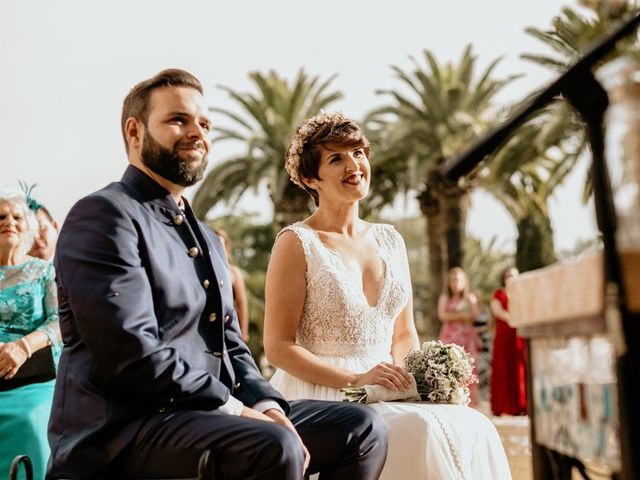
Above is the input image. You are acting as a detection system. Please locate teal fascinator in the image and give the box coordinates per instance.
[18,181,42,213]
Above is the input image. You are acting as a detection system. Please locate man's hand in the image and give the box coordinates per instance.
[239,406,275,423]
[263,408,311,473]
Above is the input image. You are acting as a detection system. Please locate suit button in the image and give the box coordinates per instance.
[219,280,224,287]
[209,313,217,322]
[224,315,230,322]
[212,351,222,357]
[188,247,199,257]
[174,214,184,225]
[203,279,210,289]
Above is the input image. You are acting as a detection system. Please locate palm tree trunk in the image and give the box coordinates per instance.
[418,184,446,339]
[515,207,556,272]
[273,182,313,229]
[418,170,473,338]
[443,189,470,269]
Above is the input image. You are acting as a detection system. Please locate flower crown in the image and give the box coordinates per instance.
[285,111,352,188]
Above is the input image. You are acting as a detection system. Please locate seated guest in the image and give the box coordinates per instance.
[28,204,59,261]
[0,186,62,480]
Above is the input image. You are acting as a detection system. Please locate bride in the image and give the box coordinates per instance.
[264,112,512,479]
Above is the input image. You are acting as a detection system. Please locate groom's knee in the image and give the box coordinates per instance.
[356,406,388,448]
[253,424,305,477]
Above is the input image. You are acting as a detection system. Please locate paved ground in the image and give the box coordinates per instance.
[477,400,532,480]
[491,414,532,480]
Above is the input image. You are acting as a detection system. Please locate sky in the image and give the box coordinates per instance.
[1,0,599,252]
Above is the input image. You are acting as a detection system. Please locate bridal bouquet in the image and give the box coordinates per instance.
[341,341,477,405]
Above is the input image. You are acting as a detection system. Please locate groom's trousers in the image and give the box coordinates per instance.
[110,400,388,479]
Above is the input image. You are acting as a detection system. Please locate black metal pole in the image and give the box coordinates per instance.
[562,70,638,480]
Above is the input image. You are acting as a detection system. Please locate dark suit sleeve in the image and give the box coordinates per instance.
[208,232,290,413]
[55,194,231,410]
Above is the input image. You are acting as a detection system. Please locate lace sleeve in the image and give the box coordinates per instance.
[36,262,62,357]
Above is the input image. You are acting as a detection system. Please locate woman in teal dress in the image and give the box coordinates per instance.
[0,187,61,480]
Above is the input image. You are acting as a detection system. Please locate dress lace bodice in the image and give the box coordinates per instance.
[280,223,410,358]
[0,258,62,359]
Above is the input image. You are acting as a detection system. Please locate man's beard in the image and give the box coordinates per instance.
[140,130,208,187]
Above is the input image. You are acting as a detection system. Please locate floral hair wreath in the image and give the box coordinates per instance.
[285,111,352,188]
[18,180,42,213]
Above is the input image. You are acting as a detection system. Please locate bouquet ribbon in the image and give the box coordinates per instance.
[342,373,421,404]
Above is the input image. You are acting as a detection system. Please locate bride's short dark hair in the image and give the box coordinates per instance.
[285,112,370,206]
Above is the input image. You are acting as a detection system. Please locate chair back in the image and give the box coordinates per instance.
[9,455,33,480]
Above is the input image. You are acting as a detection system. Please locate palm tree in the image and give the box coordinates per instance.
[481,102,587,271]
[484,0,639,273]
[522,1,637,72]
[463,235,513,307]
[516,0,640,205]
[192,69,343,227]
[366,45,520,334]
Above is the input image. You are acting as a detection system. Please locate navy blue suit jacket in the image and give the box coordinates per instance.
[48,166,288,478]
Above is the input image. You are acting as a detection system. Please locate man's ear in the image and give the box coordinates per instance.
[124,117,143,150]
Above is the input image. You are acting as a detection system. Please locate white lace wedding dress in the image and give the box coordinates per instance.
[270,222,512,480]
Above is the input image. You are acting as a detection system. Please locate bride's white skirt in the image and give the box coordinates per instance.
[270,354,512,480]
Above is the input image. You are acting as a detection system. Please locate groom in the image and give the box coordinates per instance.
[47,69,387,479]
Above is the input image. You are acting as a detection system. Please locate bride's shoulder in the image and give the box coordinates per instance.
[274,222,313,254]
[269,227,307,270]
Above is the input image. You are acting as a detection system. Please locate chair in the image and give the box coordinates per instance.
[9,455,33,480]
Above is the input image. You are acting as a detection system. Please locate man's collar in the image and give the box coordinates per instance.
[121,165,184,212]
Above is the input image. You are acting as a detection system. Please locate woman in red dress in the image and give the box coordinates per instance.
[437,267,481,407]
[490,267,527,415]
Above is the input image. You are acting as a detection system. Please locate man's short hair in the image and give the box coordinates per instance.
[121,69,203,152]
[36,205,55,223]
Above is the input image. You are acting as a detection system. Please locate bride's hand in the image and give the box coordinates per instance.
[353,363,413,391]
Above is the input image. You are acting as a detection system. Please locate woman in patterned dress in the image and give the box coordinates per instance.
[263,112,512,479]
[0,187,62,479]
[437,267,481,406]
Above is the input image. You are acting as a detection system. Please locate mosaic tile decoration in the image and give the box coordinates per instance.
[531,335,620,472]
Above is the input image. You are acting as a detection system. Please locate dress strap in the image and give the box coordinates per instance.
[373,224,402,259]
[275,223,315,260]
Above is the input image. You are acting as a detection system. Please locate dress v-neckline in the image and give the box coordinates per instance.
[299,223,390,309]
